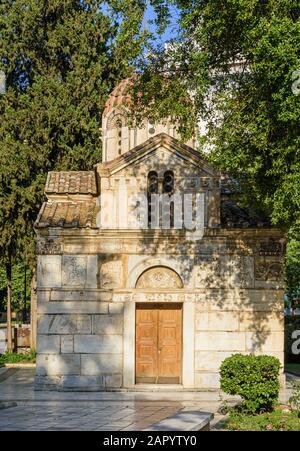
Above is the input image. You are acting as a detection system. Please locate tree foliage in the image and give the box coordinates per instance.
[0,0,165,269]
[0,0,170,326]
[135,0,300,229]
[133,0,300,296]
[0,263,31,313]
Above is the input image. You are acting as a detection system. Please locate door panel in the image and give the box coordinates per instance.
[158,308,182,384]
[135,308,158,383]
[136,304,182,384]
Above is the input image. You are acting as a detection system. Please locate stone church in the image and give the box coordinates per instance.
[35,79,285,390]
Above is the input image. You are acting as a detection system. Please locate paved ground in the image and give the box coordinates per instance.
[0,368,295,431]
[0,368,221,431]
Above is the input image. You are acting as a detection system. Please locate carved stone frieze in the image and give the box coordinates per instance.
[62,256,87,287]
[36,239,62,255]
[258,238,284,256]
[255,259,283,282]
[100,260,122,289]
[136,267,183,289]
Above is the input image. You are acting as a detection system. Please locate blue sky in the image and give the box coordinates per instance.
[142,3,181,45]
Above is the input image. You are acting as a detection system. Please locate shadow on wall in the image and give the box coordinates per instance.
[35,142,285,389]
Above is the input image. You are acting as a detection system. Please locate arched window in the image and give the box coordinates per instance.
[116,119,122,155]
[163,170,174,194]
[106,112,126,159]
[147,171,158,228]
[163,170,175,228]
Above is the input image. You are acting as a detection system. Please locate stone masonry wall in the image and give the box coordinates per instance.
[35,231,285,391]
[35,253,124,390]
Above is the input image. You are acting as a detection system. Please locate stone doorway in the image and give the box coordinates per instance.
[135,303,182,384]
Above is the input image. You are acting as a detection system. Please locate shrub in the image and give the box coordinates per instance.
[220,354,281,413]
[0,350,36,365]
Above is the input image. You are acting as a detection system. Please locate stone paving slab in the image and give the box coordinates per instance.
[145,410,213,431]
[0,368,224,431]
[0,402,184,431]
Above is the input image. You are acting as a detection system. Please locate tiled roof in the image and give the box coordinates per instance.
[221,197,271,228]
[36,201,98,228]
[103,78,134,116]
[45,171,97,195]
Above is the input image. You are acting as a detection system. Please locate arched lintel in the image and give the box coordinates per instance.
[127,257,183,289]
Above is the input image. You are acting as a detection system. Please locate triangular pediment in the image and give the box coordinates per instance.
[96,133,217,177]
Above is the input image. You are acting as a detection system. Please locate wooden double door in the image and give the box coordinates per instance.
[135,303,182,384]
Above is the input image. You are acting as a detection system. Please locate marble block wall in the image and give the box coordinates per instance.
[35,233,285,391]
[35,254,124,390]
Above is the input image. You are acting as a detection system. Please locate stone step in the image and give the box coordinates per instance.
[144,410,214,431]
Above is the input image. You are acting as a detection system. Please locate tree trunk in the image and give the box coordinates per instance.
[5,260,13,353]
[30,270,37,350]
[23,265,27,323]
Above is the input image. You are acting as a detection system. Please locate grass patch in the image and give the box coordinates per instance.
[226,408,300,431]
[0,350,36,365]
[285,363,300,376]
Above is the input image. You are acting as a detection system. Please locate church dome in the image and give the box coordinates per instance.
[103,78,134,116]
[101,77,196,162]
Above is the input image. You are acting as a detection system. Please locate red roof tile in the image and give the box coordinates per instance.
[45,171,97,195]
[36,201,98,228]
[103,78,134,116]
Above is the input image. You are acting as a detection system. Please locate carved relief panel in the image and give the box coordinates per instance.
[62,256,87,287]
[136,267,183,289]
[100,260,123,289]
[255,258,284,286]
[36,238,62,255]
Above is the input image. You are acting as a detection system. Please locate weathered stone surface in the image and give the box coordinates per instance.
[62,256,87,287]
[194,372,220,389]
[81,354,122,374]
[194,255,254,289]
[36,354,80,376]
[108,303,124,314]
[50,290,112,302]
[93,315,123,334]
[195,351,240,372]
[74,335,122,354]
[37,335,60,354]
[195,332,245,352]
[105,374,122,388]
[195,312,239,332]
[255,258,284,288]
[238,312,283,332]
[36,290,51,303]
[100,260,123,289]
[136,266,183,289]
[60,375,105,389]
[86,256,98,288]
[38,315,92,335]
[245,331,284,353]
[194,294,283,312]
[38,301,108,315]
[145,411,213,432]
[37,256,62,288]
[61,336,74,353]
[35,375,61,389]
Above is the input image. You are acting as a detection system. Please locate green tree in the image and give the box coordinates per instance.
[133,0,300,297]
[0,0,165,349]
[135,0,300,227]
[0,263,31,315]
